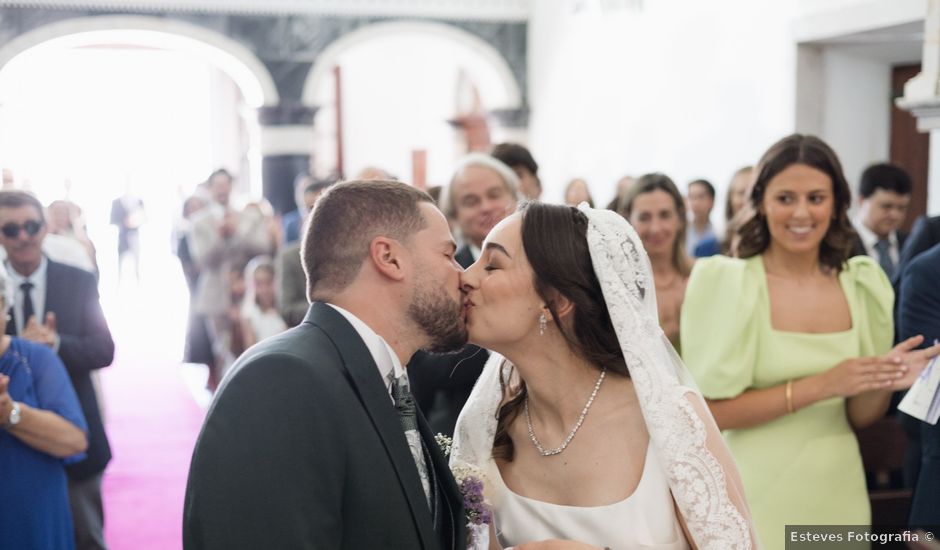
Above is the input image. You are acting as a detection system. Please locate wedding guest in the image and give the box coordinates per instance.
[0,268,88,550]
[38,200,97,274]
[694,166,753,257]
[893,212,940,489]
[240,257,287,349]
[190,169,272,387]
[618,173,692,349]
[681,134,940,550]
[850,163,912,280]
[897,242,940,526]
[897,214,940,277]
[685,178,716,255]
[606,175,635,211]
[109,191,145,282]
[492,142,541,200]
[564,178,594,207]
[281,173,313,246]
[276,179,334,327]
[0,190,114,550]
[224,263,248,364]
[177,196,214,368]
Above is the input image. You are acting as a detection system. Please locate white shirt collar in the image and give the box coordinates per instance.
[854,218,899,257]
[5,255,49,333]
[326,303,405,398]
[468,244,481,262]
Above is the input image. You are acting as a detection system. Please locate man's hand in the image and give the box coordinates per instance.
[21,312,57,347]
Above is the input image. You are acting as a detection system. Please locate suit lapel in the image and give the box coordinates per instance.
[305,303,439,549]
[44,260,64,318]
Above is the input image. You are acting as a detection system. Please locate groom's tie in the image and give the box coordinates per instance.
[390,373,433,507]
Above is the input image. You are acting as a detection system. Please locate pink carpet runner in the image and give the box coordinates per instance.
[100,348,207,550]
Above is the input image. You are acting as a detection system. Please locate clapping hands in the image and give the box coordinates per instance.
[823,335,940,398]
[886,335,940,390]
[21,312,57,347]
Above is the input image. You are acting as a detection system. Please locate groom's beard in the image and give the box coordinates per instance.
[408,279,468,354]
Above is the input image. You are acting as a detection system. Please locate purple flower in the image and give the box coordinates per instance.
[457,473,491,545]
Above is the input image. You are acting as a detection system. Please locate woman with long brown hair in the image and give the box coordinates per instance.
[618,174,693,349]
[681,134,940,550]
[452,202,757,549]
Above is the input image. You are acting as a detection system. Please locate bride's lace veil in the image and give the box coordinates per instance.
[451,204,757,549]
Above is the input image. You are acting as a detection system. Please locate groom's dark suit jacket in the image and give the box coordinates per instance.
[183,302,465,550]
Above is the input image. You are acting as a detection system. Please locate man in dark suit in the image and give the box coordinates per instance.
[409,154,519,436]
[850,163,912,280]
[185,180,467,549]
[0,190,115,550]
[897,242,940,526]
[897,214,940,276]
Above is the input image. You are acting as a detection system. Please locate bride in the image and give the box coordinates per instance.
[452,202,758,550]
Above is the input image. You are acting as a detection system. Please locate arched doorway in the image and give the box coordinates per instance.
[301,20,524,185]
[0,16,284,546]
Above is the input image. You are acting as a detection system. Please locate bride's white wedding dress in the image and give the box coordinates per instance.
[492,443,689,549]
[451,205,757,550]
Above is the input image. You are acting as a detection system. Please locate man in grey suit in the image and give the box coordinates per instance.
[184,180,467,549]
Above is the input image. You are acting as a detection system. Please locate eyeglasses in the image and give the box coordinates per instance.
[1,220,44,239]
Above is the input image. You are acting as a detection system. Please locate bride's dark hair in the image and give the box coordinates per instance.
[493,202,629,461]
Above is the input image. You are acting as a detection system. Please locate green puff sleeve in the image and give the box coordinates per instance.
[844,256,894,357]
[680,256,760,399]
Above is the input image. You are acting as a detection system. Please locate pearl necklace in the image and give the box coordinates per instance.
[524,369,607,457]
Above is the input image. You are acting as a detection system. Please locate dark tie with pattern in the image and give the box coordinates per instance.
[390,373,437,513]
[20,282,35,326]
[874,239,895,278]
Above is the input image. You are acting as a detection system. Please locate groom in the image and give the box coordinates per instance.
[183,180,467,549]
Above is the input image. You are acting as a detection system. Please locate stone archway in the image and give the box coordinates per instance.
[301,19,522,111]
[300,20,526,181]
[0,14,279,108]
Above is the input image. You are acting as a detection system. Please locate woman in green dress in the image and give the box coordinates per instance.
[680,134,940,550]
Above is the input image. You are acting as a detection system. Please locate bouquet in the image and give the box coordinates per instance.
[436,434,492,549]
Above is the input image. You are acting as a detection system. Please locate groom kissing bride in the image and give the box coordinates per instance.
[184,179,756,550]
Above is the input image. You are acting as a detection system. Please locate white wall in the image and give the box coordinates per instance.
[527,0,929,214]
[527,0,799,210]
[309,31,515,186]
[820,48,892,192]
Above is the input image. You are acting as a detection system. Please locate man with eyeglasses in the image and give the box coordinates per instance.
[0,190,115,550]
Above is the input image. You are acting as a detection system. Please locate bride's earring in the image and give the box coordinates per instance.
[538,314,547,336]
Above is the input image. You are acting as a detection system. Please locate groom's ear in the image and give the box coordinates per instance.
[369,236,407,282]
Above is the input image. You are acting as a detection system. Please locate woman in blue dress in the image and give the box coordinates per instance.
[0,271,88,550]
